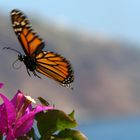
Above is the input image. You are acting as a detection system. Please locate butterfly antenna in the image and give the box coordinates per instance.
[3,47,22,55]
[12,59,22,70]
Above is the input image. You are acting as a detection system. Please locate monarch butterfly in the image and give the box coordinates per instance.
[4,9,74,89]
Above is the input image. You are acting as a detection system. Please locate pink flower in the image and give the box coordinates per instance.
[0,89,53,140]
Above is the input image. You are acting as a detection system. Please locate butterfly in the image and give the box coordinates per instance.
[4,9,74,89]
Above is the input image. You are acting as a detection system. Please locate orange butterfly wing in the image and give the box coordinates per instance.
[11,9,44,56]
[36,51,74,88]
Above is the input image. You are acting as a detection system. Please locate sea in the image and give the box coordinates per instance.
[78,116,140,140]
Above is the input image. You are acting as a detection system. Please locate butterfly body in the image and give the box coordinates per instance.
[7,9,74,88]
[18,54,36,72]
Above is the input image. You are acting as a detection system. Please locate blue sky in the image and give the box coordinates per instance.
[1,0,140,42]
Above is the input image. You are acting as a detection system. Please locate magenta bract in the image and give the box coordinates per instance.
[0,83,4,88]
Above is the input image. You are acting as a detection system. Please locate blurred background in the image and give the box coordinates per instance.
[0,0,140,139]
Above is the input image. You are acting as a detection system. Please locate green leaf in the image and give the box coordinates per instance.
[56,129,88,140]
[0,133,3,140]
[38,97,50,106]
[35,109,77,136]
[39,134,52,140]
[26,127,39,140]
[26,127,34,138]
[52,138,66,140]
[17,136,30,140]
[68,110,75,119]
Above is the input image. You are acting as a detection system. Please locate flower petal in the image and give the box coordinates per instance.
[0,104,7,133]
[14,105,53,137]
[6,128,15,140]
[33,105,53,114]
[0,94,16,128]
[11,90,32,114]
[0,83,4,88]
[14,112,34,137]
[11,90,25,109]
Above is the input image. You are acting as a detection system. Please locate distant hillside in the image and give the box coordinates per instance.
[0,12,140,121]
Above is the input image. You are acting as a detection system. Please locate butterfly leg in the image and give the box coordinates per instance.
[26,68,31,77]
[33,71,41,79]
[26,69,31,77]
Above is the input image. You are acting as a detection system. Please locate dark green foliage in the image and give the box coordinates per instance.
[56,129,88,140]
[32,96,88,140]
[38,97,50,106]
[0,133,3,140]
[35,109,77,139]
